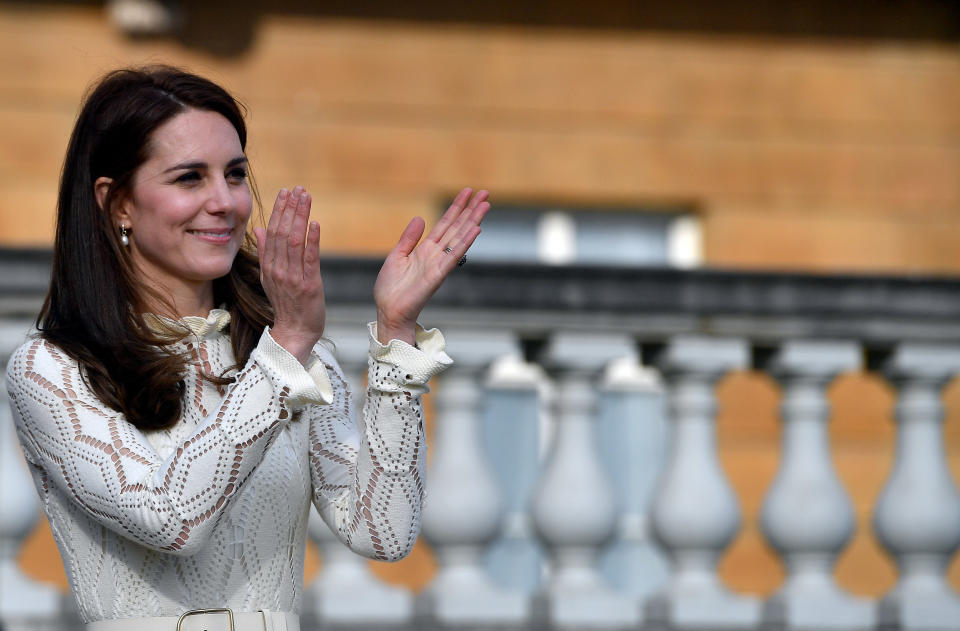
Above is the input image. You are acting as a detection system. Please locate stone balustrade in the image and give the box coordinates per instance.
[2,250,959,631]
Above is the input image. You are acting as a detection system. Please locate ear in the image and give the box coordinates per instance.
[94,177,113,212]
[95,176,133,227]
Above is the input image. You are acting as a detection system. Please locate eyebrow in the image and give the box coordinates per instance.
[163,155,248,173]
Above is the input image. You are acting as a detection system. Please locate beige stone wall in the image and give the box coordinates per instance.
[3,2,959,601]
[2,4,960,271]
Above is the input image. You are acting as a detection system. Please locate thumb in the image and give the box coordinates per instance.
[392,217,425,258]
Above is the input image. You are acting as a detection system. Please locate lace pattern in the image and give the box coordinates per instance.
[5,318,449,622]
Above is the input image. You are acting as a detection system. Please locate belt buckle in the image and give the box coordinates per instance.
[176,607,235,631]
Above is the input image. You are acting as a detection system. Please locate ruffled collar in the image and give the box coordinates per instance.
[180,308,231,336]
[144,308,231,338]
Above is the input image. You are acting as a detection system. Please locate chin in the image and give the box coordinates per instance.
[211,264,236,280]
[195,260,237,281]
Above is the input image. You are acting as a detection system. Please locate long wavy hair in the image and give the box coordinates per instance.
[37,65,273,431]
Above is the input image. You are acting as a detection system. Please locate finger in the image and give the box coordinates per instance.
[439,191,489,249]
[425,187,472,243]
[468,191,491,224]
[286,190,311,276]
[264,188,289,267]
[464,189,489,216]
[444,225,482,263]
[471,200,491,224]
[392,217,426,258]
[461,189,489,223]
[303,221,321,280]
[254,226,266,259]
[435,224,481,274]
[442,190,488,237]
[274,185,303,274]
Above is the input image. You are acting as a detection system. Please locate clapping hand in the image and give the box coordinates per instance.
[374,188,490,345]
[254,186,324,365]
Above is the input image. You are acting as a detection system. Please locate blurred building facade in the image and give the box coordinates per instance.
[1,1,959,629]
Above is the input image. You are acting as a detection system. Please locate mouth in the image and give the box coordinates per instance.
[188,229,233,244]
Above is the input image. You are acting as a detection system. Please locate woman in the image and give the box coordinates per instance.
[5,66,488,631]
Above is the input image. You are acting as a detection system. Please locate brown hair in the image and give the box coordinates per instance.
[37,65,272,430]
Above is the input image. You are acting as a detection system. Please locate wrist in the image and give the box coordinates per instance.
[268,327,319,365]
[376,312,416,346]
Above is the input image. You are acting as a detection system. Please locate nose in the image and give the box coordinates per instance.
[204,175,235,214]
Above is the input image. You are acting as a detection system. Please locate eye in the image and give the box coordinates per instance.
[227,167,248,182]
[174,171,201,184]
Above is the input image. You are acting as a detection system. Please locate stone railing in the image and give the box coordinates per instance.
[2,249,959,631]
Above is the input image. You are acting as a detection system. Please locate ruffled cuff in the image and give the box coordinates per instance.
[367,322,453,384]
[253,327,334,409]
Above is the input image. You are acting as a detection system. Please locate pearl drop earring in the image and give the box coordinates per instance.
[120,224,130,247]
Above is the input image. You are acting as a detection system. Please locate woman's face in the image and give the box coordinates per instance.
[117,108,252,308]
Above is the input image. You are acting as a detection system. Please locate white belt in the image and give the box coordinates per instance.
[86,609,300,631]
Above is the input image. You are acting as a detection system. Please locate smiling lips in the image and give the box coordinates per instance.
[188,229,233,243]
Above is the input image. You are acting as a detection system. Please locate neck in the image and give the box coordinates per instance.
[141,277,215,320]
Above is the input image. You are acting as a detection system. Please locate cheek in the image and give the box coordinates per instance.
[131,191,193,228]
[235,190,254,226]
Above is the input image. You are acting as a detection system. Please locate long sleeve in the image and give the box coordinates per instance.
[5,328,333,557]
[307,324,451,561]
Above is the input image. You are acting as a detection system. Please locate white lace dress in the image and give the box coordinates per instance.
[5,309,450,623]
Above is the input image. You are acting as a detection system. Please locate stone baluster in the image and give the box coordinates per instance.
[482,354,546,595]
[419,329,529,626]
[306,507,413,628]
[871,344,960,630]
[648,336,760,630]
[597,355,671,599]
[303,324,413,627]
[0,321,62,631]
[758,341,874,630]
[531,333,641,629]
